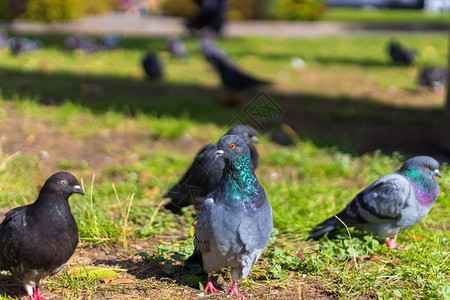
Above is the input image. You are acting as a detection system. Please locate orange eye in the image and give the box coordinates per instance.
[424,165,429,169]
[229,143,236,149]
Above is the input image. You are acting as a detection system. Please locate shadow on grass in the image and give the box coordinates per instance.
[0,58,446,160]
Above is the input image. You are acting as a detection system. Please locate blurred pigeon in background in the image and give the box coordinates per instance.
[388,40,416,65]
[193,135,272,297]
[164,125,259,213]
[7,37,42,55]
[418,66,447,90]
[0,172,84,300]
[167,36,187,58]
[63,35,101,53]
[142,52,163,80]
[186,0,227,35]
[201,39,270,91]
[64,34,120,53]
[310,156,441,249]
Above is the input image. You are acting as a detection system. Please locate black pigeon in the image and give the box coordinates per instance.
[418,66,447,89]
[0,172,84,300]
[164,125,259,213]
[388,40,416,65]
[185,0,226,35]
[201,40,270,91]
[167,36,187,58]
[142,52,163,80]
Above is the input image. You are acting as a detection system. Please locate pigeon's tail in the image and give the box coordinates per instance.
[309,215,345,239]
[309,225,337,239]
[310,197,366,239]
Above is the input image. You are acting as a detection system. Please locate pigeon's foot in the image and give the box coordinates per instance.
[204,276,222,294]
[30,287,48,300]
[386,238,405,250]
[227,282,249,298]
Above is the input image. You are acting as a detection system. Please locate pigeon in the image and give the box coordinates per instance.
[193,135,272,297]
[388,40,416,65]
[185,0,226,35]
[0,172,85,300]
[164,125,259,213]
[418,66,447,89]
[310,156,441,249]
[201,41,270,91]
[142,52,163,80]
[167,36,187,58]
[7,37,42,55]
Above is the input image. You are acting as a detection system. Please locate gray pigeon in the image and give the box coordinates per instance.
[0,172,84,300]
[418,66,447,90]
[167,36,187,58]
[310,156,441,249]
[164,125,259,213]
[193,135,272,297]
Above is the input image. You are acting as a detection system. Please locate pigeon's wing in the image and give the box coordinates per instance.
[236,191,272,252]
[354,173,410,223]
[193,197,215,253]
[0,206,28,270]
[310,173,410,238]
[164,144,220,199]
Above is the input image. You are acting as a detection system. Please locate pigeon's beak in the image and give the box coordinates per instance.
[215,150,224,160]
[434,169,442,179]
[73,185,85,196]
[251,136,259,144]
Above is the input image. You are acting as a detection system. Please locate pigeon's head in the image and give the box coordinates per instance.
[401,156,441,180]
[43,172,85,198]
[226,125,258,145]
[216,135,250,161]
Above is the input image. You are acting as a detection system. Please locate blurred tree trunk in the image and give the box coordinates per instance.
[441,24,450,152]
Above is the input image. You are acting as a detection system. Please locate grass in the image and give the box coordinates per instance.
[322,7,450,24]
[0,31,449,299]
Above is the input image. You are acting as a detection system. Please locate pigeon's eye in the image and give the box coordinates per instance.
[60,180,68,186]
[424,165,429,169]
[229,143,236,150]
[244,133,248,137]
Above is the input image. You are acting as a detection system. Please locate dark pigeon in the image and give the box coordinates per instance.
[310,156,441,249]
[0,172,84,300]
[201,40,270,91]
[164,125,259,213]
[7,37,42,56]
[142,52,163,80]
[193,135,272,297]
[388,40,416,65]
[418,66,447,89]
[167,36,187,58]
[185,0,226,35]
